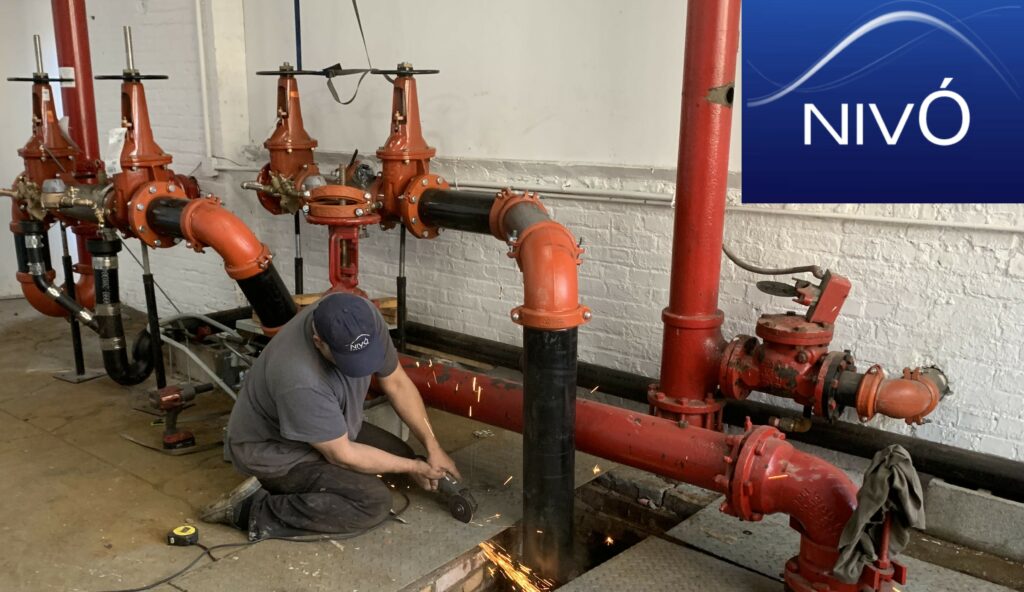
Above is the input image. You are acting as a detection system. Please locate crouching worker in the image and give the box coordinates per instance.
[200,293,460,540]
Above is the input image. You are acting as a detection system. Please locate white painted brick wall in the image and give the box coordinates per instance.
[25,1,1023,463]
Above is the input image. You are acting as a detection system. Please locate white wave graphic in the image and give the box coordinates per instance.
[748,10,1018,107]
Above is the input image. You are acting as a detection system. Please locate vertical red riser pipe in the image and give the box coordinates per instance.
[51,0,99,174]
[52,0,100,304]
[655,0,741,428]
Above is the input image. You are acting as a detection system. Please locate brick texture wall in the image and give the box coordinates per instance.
[61,1,1024,462]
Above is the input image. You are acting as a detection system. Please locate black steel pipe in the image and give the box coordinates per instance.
[522,327,577,583]
[20,221,98,331]
[236,264,295,330]
[147,198,296,330]
[142,268,166,389]
[397,226,408,352]
[147,198,187,235]
[88,237,154,386]
[419,188,495,235]
[59,227,86,375]
[402,321,1024,503]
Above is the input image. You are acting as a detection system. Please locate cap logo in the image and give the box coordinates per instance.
[348,333,371,352]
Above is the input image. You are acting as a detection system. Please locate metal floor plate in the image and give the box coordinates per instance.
[562,537,779,591]
[668,500,1015,592]
[173,428,614,592]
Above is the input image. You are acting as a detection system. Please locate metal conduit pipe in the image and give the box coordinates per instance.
[87,236,155,386]
[19,220,98,330]
[146,198,296,331]
[418,186,588,582]
[383,355,860,591]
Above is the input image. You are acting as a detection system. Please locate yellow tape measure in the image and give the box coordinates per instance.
[167,525,200,546]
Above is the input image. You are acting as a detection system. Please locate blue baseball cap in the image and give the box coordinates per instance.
[312,293,387,377]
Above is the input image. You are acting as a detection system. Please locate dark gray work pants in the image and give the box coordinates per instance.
[247,423,414,540]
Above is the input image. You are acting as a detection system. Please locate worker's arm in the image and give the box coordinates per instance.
[312,434,444,486]
[377,364,462,480]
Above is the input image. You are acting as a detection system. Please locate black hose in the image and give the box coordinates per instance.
[88,237,154,386]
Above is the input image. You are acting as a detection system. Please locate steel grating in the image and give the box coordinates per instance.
[172,428,614,592]
[668,499,1015,592]
[562,536,779,591]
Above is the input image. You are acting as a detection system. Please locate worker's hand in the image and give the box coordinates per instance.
[427,448,462,481]
[410,459,446,491]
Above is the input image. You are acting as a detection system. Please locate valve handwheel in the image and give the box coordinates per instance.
[371,63,440,77]
[95,73,169,81]
[256,63,371,77]
[7,75,75,83]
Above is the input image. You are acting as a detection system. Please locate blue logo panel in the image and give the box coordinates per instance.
[742,1,1024,203]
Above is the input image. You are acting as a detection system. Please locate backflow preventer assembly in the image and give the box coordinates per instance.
[3,2,952,590]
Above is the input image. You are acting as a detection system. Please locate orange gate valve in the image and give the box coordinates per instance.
[720,271,948,424]
[369,63,440,227]
[244,63,332,215]
[94,27,199,247]
[245,62,381,295]
[5,35,97,316]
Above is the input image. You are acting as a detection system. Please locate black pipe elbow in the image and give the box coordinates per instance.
[19,221,100,331]
[87,237,154,386]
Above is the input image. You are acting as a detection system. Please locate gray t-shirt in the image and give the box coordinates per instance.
[225,299,398,478]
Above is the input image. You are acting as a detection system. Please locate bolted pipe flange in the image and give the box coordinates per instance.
[646,383,724,430]
[723,425,783,522]
[303,184,380,228]
[399,173,446,239]
[814,351,855,421]
[127,181,187,248]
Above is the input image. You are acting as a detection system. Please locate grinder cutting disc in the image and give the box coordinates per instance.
[447,491,477,524]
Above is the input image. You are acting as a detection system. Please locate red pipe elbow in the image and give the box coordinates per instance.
[178,198,272,280]
[510,220,590,330]
[856,366,942,425]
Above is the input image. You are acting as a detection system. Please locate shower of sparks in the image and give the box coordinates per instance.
[469,406,473,418]
[503,475,514,486]
[592,464,602,475]
[590,385,600,393]
[768,474,790,480]
[428,359,433,367]
[455,383,460,391]
[426,381,432,389]
[472,377,477,391]
[477,389,481,403]
[536,530,543,534]
[432,371,438,383]
[423,416,436,439]
[604,536,614,546]
[478,541,554,592]
[415,361,420,367]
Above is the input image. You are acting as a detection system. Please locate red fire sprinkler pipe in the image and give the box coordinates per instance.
[653,0,741,430]
[391,357,903,591]
[51,0,99,177]
[51,0,100,304]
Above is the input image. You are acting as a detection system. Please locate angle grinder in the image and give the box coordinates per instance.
[437,473,478,523]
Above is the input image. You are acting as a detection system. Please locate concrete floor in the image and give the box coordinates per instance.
[2,297,1021,592]
[0,298,609,592]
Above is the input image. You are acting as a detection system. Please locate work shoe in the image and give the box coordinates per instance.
[199,476,262,529]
